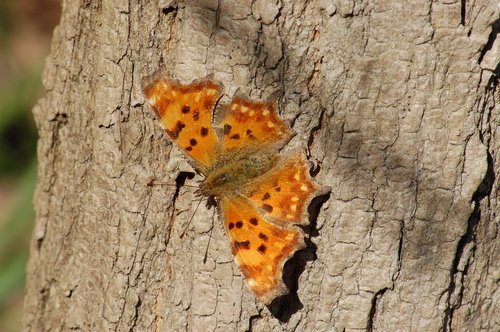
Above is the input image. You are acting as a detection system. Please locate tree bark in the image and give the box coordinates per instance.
[23,0,499,331]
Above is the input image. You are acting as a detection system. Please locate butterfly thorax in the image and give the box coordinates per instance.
[199,149,279,198]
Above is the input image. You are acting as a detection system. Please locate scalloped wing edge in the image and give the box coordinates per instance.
[296,151,332,225]
[248,150,330,227]
[141,69,225,172]
[214,92,296,151]
[257,225,306,305]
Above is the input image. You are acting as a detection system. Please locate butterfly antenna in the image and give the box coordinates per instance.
[148,180,198,188]
[203,224,214,264]
[179,197,204,239]
[179,184,199,188]
[203,208,217,264]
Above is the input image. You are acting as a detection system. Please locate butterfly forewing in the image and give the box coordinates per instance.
[143,75,221,169]
[219,96,293,152]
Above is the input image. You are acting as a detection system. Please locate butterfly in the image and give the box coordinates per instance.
[142,71,326,304]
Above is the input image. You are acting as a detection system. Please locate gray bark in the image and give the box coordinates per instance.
[23,0,499,331]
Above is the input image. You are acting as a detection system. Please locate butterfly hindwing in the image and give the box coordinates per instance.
[243,152,319,226]
[219,195,305,304]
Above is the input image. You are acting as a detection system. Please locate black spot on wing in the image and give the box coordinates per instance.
[234,240,250,251]
[262,204,273,213]
[246,129,257,140]
[170,121,186,139]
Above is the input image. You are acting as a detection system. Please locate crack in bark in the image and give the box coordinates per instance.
[129,296,142,331]
[478,19,500,66]
[443,63,496,329]
[444,148,495,331]
[161,1,178,15]
[460,0,466,26]
[307,107,326,160]
[367,287,388,332]
[394,220,404,281]
[247,311,263,332]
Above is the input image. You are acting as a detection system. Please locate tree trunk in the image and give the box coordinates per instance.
[23,0,499,331]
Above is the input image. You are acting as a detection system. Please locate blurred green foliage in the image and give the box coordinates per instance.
[0,69,40,174]
[0,70,39,330]
[0,0,59,330]
[0,4,42,331]
[0,160,36,297]
[0,2,12,43]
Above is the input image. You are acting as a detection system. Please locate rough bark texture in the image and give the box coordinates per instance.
[23,0,499,331]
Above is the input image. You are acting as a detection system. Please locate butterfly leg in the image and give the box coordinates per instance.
[179,197,204,238]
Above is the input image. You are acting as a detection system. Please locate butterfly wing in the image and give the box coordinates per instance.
[243,152,322,227]
[218,95,294,152]
[217,98,324,303]
[219,195,305,304]
[143,73,328,305]
[142,72,222,170]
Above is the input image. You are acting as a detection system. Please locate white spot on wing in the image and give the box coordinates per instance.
[248,278,258,287]
[147,95,157,105]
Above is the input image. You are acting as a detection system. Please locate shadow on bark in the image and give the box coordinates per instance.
[267,192,331,322]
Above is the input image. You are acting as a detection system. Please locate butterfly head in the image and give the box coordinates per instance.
[199,170,235,197]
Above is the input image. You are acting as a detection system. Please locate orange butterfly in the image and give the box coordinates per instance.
[142,71,326,304]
